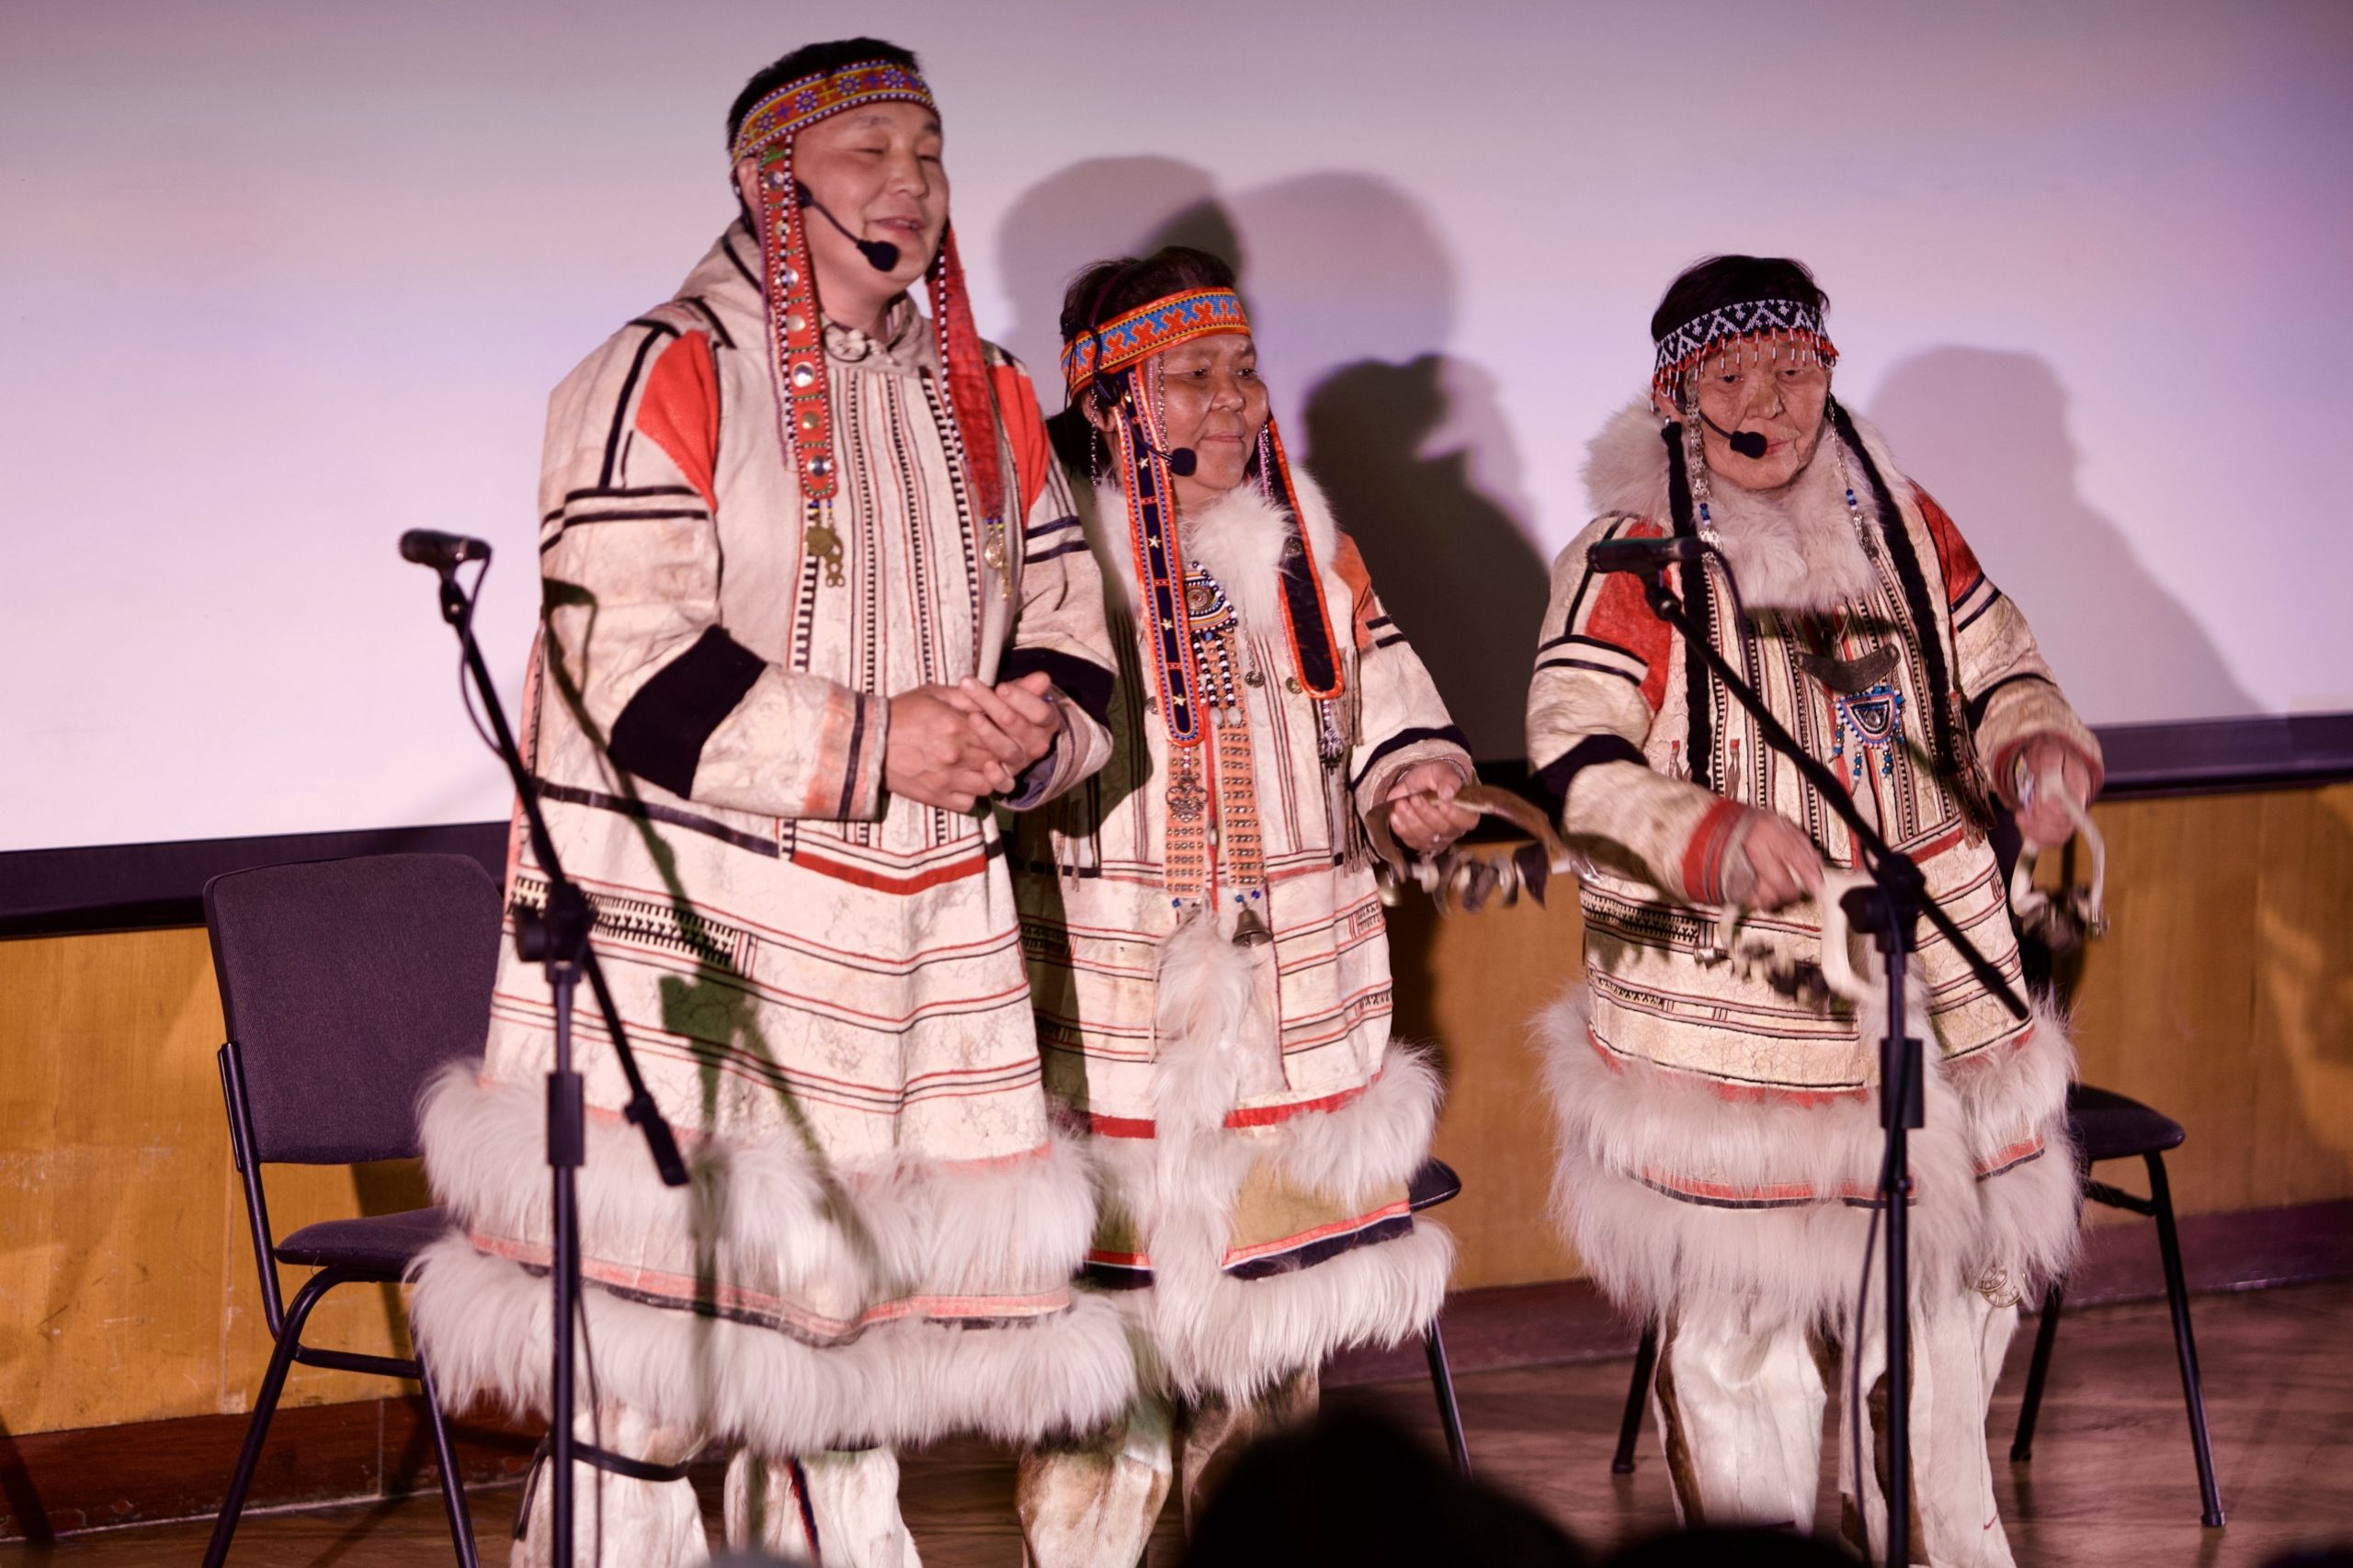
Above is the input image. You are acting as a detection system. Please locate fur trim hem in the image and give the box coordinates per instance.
[1264,1045,1443,1208]
[1118,1221,1454,1403]
[1076,913,1451,1401]
[420,1066,1098,1305]
[407,1234,1137,1451]
[1536,985,2075,1330]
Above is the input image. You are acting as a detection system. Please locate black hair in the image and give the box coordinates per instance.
[1660,423,1717,791]
[1650,255,1828,346]
[1049,246,1242,471]
[726,38,922,150]
[1058,246,1240,403]
[1828,397,1969,787]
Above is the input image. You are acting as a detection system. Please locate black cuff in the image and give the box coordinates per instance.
[1349,724,1473,791]
[1001,646,1114,728]
[1535,733,1647,806]
[608,626,765,799]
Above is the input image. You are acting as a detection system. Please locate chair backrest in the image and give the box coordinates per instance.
[204,852,503,1165]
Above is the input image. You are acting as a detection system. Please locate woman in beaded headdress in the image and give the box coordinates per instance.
[1006,246,1478,1562]
[1528,255,2100,1565]
[404,38,1135,1567]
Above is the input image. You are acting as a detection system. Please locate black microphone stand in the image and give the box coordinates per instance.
[1631,558,2029,1568]
[419,549,689,1568]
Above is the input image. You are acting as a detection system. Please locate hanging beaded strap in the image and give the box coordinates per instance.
[1109,394,1214,903]
[727,60,1005,599]
[743,150,845,586]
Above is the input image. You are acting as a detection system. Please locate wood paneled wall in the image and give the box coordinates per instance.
[4,783,2347,1437]
[0,927,426,1437]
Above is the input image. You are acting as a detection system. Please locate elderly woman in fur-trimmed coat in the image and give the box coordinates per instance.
[1529,255,2099,1567]
[1005,246,1477,1564]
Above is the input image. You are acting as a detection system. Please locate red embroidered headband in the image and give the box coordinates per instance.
[728,61,1004,570]
[730,62,935,165]
[1061,288,1250,400]
[1062,278,1346,915]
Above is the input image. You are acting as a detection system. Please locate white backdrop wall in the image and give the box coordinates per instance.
[4,0,2348,852]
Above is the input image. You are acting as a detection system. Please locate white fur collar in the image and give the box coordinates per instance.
[1582,396,1906,614]
[1083,467,1352,642]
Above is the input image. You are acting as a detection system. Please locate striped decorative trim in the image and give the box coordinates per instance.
[1080,1075,1376,1139]
[729,62,935,165]
[1631,1169,1902,1210]
[1952,574,2001,633]
[1679,798,1748,904]
[472,1230,1070,1343]
[1059,288,1249,398]
[1650,297,1838,396]
[1974,1132,2047,1180]
[1534,631,1649,687]
[1076,1203,1416,1285]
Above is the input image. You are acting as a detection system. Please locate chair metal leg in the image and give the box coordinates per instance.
[2010,1279,2065,1462]
[2147,1153,2225,1528]
[1612,1324,1658,1475]
[202,1267,350,1568]
[415,1355,482,1568]
[1424,1321,1472,1478]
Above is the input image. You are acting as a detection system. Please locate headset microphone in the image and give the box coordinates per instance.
[795,181,900,273]
[1697,412,1769,460]
[1727,430,1768,460]
[1093,369,1197,477]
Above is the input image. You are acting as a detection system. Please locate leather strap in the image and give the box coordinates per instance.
[513,1435,696,1540]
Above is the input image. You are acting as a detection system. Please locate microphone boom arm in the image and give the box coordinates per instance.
[1634,559,2027,1018]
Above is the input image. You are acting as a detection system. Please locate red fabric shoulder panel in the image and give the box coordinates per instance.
[990,362,1051,521]
[1586,517,1675,711]
[1911,484,1984,607]
[635,331,719,513]
[1330,533,1380,653]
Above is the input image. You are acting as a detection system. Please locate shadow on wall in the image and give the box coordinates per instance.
[1865,347,2255,725]
[1302,354,1547,762]
[995,156,1239,395]
[995,163,1544,759]
[1873,352,2353,1194]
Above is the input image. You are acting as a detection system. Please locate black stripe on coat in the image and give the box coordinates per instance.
[1001,646,1115,727]
[1350,724,1472,790]
[608,627,767,799]
[1965,669,2054,733]
[1536,733,1648,806]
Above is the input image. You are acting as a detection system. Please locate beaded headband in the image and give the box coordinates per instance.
[1063,282,1345,913]
[1061,288,1250,399]
[1651,297,1838,398]
[728,60,1005,577]
[729,61,935,165]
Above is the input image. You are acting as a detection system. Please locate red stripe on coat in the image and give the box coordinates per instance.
[635,331,719,512]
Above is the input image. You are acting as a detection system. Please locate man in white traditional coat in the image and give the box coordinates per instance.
[406,39,1133,1567]
[1531,255,2099,1566]
[1006,245,1478,1564]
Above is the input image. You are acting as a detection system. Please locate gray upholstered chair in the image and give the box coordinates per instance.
[200,852,501,1567]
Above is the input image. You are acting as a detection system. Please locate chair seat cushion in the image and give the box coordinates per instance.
[273,1206,455,1276]
[2066,1083,2187,1163]
[1409,1157,1462,1212]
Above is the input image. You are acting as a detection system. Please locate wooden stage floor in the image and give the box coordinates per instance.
[14,1280,2352,1566]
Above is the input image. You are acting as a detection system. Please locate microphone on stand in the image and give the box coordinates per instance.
[400,529,492,571]
[1588,535,1711,576]
[794,181,900,272]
